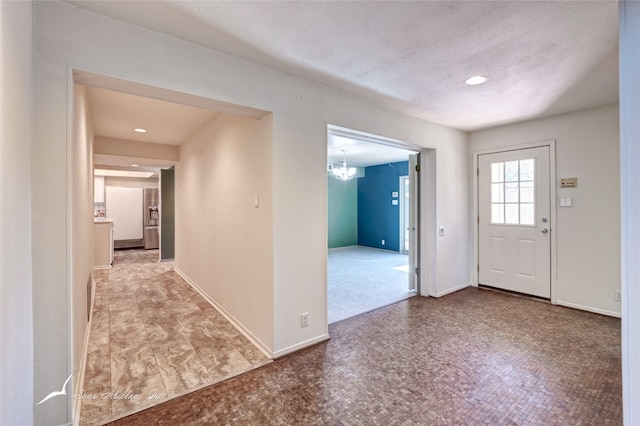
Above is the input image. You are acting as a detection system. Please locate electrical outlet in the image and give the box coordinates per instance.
[615,290,622,302]
[301,312,309,327]
[381,239,385,245]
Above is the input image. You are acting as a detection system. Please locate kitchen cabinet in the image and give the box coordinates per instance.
[94,219,114,268]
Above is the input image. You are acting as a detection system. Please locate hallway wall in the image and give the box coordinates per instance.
[176,112,274,353]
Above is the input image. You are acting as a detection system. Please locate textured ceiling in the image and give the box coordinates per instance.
[328,133,416,168]
[68,0,619,131]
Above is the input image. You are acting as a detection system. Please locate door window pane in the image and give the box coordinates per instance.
[505,182,519,203]
[520,181,534,203]
[491,183,504,203]
[520,159,534,181]
[504,161,519,182]
[505,204,519,224]
[492,162,504,183]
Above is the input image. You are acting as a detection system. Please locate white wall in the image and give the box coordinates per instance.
[32,3,471,422]
[70,84,93,417]
[95,136,180,162]
[176,113,274,353]
[619,1,640,423]
[0,2,34,424]
[470,104,621,316]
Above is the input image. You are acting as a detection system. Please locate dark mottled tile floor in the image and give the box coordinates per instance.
[81,249,270,425]
[109,287,621,425]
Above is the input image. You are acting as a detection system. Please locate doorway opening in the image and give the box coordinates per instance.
[327,125,424,323]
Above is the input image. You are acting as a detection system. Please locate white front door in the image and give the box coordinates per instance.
[478,146,551,298]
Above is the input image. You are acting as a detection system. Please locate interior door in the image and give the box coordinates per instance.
[408,153,420,292]
[478,146,551,298]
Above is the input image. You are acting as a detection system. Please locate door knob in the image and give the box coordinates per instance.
[541,228,549,233]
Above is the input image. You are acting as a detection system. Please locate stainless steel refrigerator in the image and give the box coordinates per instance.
[143,188,160,249]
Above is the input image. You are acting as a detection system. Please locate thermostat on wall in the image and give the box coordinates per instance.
[560,177,578,188]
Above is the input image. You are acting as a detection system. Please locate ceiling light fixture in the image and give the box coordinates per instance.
[130,163,140,167]
[133,128,147,133]
[333,150,357,181]
[464,75,489,86]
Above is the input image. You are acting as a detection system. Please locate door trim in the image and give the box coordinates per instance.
[472,140,557,304]
[399,175,409,255]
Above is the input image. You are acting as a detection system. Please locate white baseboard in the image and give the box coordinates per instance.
[73,279,96,426]
[173,267,273,359]
[431,282,471,298]
[556,300,621,318]
[271,334,331,359]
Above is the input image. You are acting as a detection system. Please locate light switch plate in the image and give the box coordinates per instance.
[560,197,573,207]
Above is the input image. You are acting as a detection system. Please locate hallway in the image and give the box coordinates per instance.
[80,250,270,425]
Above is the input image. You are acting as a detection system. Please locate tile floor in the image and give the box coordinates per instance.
[80,249,270,425]
[109,286,621,425]
[328,246,416,323]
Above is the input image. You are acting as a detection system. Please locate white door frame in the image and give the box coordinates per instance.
[472,140,557,304]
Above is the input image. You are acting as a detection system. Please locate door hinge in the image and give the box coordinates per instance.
[477,216,480,225]
[415,164,421,172]
[477,168,479,176]
[415,267,421,275]
[477,264,480,273]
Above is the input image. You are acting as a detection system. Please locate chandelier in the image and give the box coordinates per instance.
[333,150,356,180]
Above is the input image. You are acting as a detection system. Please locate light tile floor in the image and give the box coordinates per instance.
[80,249,270,425]
[328,246,416,323]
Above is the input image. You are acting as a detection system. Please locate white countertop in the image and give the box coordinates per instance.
[94,218,114,223]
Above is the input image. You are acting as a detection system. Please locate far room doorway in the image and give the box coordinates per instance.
[327,125,421,323]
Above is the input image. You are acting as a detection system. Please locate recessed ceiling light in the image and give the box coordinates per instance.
[465,75,490,86]
[133,128,147,133]
[130,163,140,167]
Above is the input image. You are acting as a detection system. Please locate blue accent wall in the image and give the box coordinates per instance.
[357,161,408,252]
